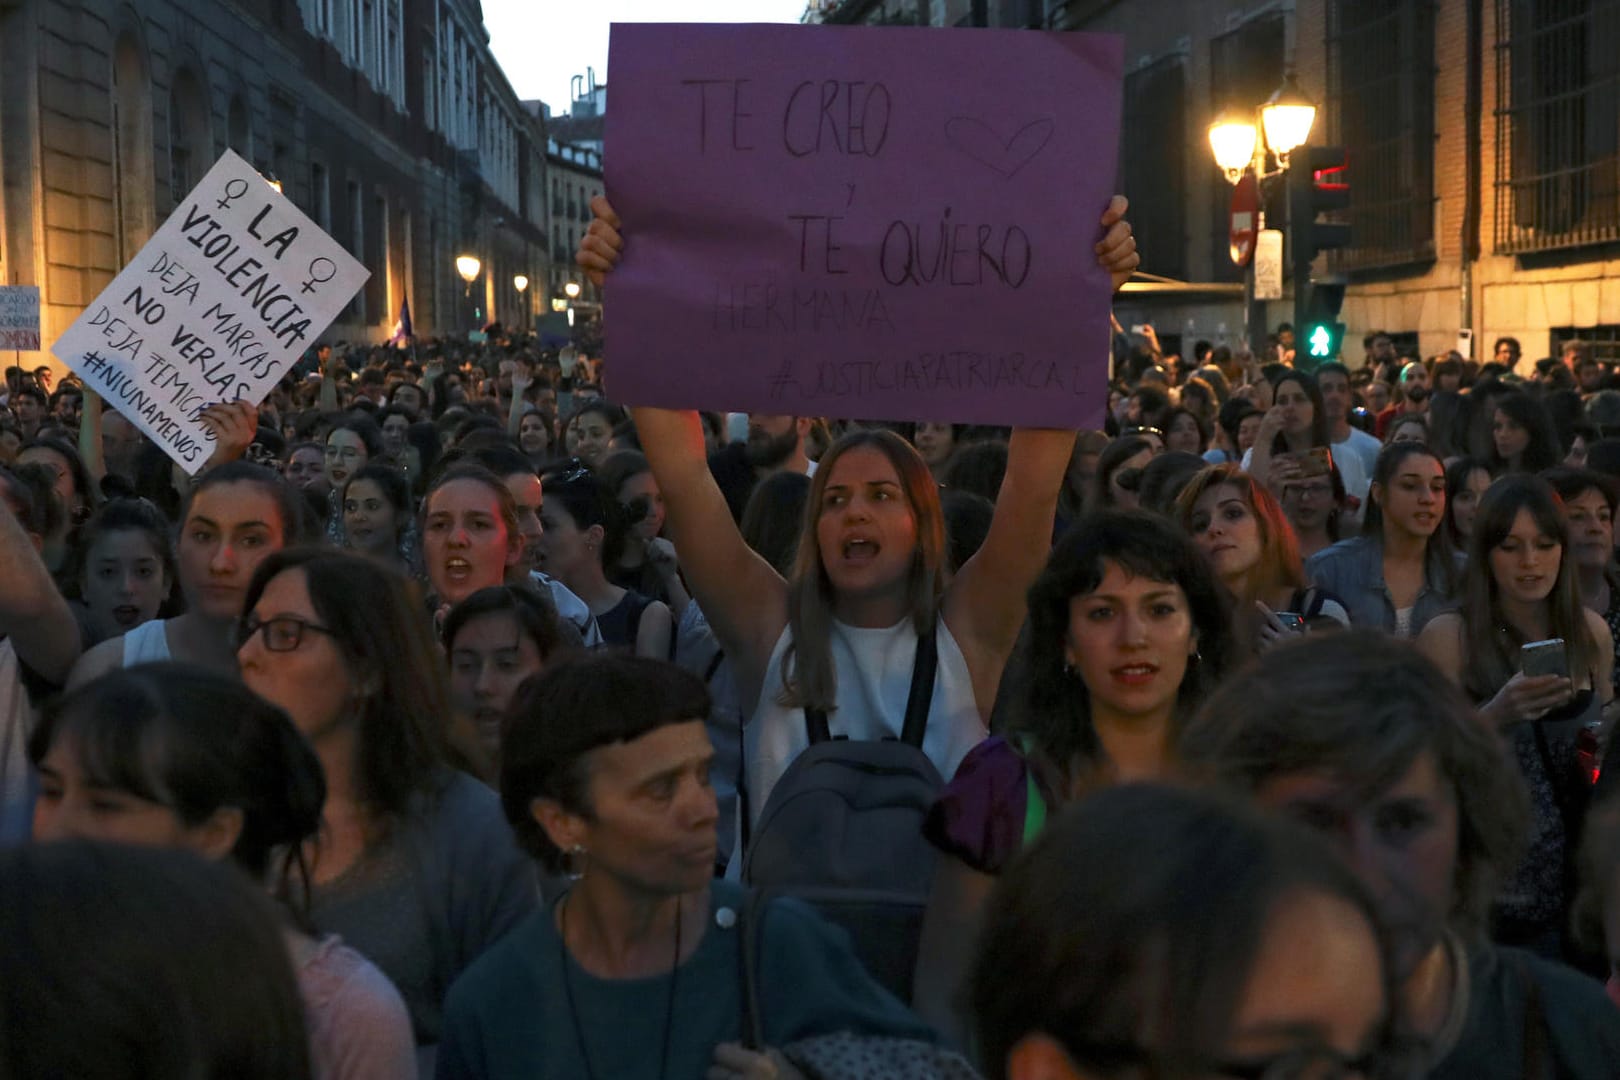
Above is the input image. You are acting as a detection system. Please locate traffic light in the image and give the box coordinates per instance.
[1289,146,1351,369]
[1298,277,1347,369]
[1287,145,1351,274]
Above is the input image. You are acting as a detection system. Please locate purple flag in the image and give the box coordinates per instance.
[603,23,1123,429]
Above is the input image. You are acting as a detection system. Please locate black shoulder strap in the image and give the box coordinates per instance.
[900,627,939,748]
[801,625,938,748]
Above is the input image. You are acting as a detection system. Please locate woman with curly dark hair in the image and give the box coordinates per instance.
[913,511,1234,1044]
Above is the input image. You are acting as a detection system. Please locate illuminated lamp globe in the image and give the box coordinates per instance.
[1208,112,1259,184]
[1260,73,1317,158]
[455,255,481,284]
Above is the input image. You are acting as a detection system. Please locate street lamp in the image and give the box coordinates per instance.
[513,274,529,294]
[564,281,581,300]
[1261,73,1318,161]
[1208,110,1259,184]
[1208,72,1317,187]
[1207,73,1319,365]
[456,255,481,288]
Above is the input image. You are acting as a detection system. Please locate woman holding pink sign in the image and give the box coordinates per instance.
[577,194,1140,818]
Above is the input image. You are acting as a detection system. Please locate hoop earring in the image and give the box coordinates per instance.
[563,843,589,882]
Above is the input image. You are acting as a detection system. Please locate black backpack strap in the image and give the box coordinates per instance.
[803,627,938,748]
[900,627,939,749]
[803,707,832,744]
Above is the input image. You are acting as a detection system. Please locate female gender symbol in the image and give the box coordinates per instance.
[300,257,337,295]
[215,178,250,210]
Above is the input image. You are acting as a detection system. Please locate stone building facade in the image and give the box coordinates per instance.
[0,0,554,372]
[812,0,1620,370]
[1057,0,1620,369]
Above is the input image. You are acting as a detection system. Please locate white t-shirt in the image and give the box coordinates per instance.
[747,615,985,824]
[1336,426,1383,481]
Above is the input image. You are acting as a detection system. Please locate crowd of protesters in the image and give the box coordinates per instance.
[1,193,1620,1080]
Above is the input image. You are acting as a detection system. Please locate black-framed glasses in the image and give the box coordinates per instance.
[234,614,336,652]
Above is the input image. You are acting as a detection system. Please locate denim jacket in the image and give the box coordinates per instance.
[1305,535,1457,636]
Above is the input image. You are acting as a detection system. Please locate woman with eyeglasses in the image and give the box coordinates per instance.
[236,549,538,1066]
[30,663,416,1079]
[537,463,673,658]
[68,462,302,687]
[971,784,1403,1080]
[1278,463,1345,560]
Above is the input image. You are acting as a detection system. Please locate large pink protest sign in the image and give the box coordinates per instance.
[602,23,1123,429]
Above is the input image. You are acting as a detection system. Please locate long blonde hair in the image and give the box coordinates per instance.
[780,429,947,714]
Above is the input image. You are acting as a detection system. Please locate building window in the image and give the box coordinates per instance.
[111,33,155,263]
[348,180,365,321]
[310,161,330,230]
[168,67,212,206]
[1495,0,1620,254]
[1327,0,1436,271]
[1551,324,1620,363]
[227,94,252,159]
[1122,56,1186,279]
[1208,13,1286,282]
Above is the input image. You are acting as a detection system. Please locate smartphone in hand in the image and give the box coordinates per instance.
[1521,638,1568,679]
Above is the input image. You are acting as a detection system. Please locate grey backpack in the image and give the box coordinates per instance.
[742,630,941,1002]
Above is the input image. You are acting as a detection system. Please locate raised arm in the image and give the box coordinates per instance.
[0,498,80,684]
[943,427,1075,714]
[942,195,1139,715]
[629,406,788,709]
[79,389,107,483]
[506,363,531,440]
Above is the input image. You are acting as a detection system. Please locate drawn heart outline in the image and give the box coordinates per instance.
[944,117,1055,179]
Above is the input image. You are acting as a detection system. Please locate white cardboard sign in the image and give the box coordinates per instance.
[0,287,41,350]
[52,150,368,472]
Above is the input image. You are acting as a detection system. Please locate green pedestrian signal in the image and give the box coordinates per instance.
[1308,325,1332,358]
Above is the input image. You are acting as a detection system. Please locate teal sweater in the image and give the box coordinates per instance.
[436,881,936,1079]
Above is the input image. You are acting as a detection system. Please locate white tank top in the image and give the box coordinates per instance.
[121,619,174,667]
[747,615,986,824]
